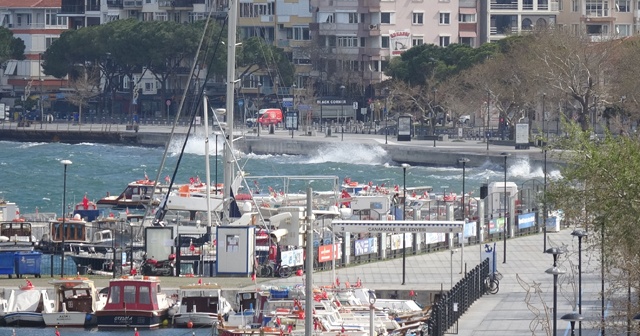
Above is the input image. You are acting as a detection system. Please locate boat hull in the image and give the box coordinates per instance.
[96,309,168,329]
[4,312,45,327]
[173,312,217,327]
[43,312,95,327]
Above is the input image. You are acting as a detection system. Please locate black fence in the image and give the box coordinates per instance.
[427,259,490,336]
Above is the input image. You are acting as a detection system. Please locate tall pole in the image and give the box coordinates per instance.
[39,53,43,129]
[501,153,509,263]
[542,93,546,143]
[486,91,490,151]
[459,158,469,219]
[571,230,587,336]
[545,248,565,336]
[543,149,547,251]
[384,87,388,144]
[340,85,345,141]
[304,187,313,336]
[601,222,605,336]
[222,0,238,224]
[401,163,410,285]
[60,160,72,277]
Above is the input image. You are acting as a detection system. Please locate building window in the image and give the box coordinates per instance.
[439,12,450,25]
[382,36,390,48]
[293,27,310,40]
[586,0,609,16]
[240,3,275,17]
[337,36,358,47]
[349,13,359,23]
[381,12,393,24]
[459,37,474,46]
[154,12,168,21]
[45,37,58,48]
[412,12,424,24]
[45,10,67,26]
[439,36,451,46]
[571,0,579,11]
[616,0,630,11]
[616,24,630,35]
[459,13,476,22]
[412,37,424,46]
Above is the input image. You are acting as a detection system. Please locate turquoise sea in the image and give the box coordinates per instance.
[0,138,555,335]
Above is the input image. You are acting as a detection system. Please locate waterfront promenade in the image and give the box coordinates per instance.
[0,229,603,336]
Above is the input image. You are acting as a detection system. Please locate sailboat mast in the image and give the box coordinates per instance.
[203,96,212,233]
[223,0,238,224]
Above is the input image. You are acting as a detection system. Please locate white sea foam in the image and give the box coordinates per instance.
[302,143,390,165]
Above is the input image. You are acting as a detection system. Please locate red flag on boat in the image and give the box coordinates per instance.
[335,277,340,287]
[198,278,202,285]
[189,177,195,184]
[189,241,195,252]
[341,324,345,333]
[409,290,415,297]
[82,194,89,210]
[251,273,256,282]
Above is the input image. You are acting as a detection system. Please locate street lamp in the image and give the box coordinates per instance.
[384,87,389,144]
[545,247,566,336]
[340,85,345,141]
[291,84,296,139]
[39,53,44,129]
[257,82,262,137]
[60,159,73,277]
[542,93,547,143]
[458,158,470,220]
[571,229,587,336]
[500,152,510,263]
[486,91,491,151]
[368,290,377,336]
[561,312,583,336]
[543,148,548,252]
[401,163,410,285]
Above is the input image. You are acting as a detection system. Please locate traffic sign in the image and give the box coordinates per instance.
[353,102,358,110]
[282,101,293,108]
[238,99,244,107]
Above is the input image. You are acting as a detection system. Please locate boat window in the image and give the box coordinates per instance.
[124,285,136,303]
[151,284,158,305]
[108,286,120,304]
[139,286,150,304]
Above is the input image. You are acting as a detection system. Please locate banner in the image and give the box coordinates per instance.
[390,233,413,251]
[464,221,477,238]
[281,248,304,267]
[424,232,446,245]
[390,30,411,56]
[318,244,342,263]
[518,212,536,229]
[489,217,505,234]
[355,237,378,256]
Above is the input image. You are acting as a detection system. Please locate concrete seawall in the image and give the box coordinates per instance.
[0,124,563,169]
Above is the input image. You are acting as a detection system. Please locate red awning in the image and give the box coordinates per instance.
[459,8,477,14]
[459,31,477,38]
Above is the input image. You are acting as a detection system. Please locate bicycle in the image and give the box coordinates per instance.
[485,271,502,294]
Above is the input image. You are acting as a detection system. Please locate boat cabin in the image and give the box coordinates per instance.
[103,277,162,312]
[49,218,89,243]
[92,230,113,244]
[49,279,97,313]
[0,221,34,242]
[178,284,222,313]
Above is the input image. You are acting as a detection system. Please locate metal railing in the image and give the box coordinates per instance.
[427,259,489,336]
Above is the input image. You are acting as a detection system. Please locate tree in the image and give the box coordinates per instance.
[0,26,25,66]
[237,37,294,87]
[547,126,640,333]
[66,67,100,125]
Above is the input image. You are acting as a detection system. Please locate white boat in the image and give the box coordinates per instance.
[42,277,106,327]
[3,280,55,326]
[172,282,232,327]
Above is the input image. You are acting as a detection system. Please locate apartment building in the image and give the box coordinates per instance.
[484,0,560,42]
[556,0,636,40]
[0,0,69,97]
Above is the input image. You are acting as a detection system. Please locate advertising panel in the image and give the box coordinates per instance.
[281,248,304,267]
[389,30,411,56]
[488,217,505,234]
[518,212,536,229]
[317,244,342,263]
[390,233,413,251]
[354,237,379,256]
[464,221,477,238]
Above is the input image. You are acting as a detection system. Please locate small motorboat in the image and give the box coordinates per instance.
[42,277,106,327]
[3,280,55,326]
[172,281,232,327]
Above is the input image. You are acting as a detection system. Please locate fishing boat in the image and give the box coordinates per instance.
[95,275,174,328]
[42,277,106,327]
[0,221,38,252]
[3,280,55,326]
[171,281,232,327]
[96,178,169,209]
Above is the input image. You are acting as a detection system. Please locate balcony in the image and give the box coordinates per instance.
[358,0,380,12]
[490,26,518,35]
[317,22,359,34]
[60,4,85,15]
[123,0,143,8]
[158,0,196,9]
[359,23,381,36]
[107,0,123,7]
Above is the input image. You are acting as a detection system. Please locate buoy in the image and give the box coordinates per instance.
[187,320,194,329]
[162,319,169,327]
[134,327,139,336]
[55,326,61,336]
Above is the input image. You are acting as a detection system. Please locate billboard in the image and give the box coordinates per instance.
[390,233,413,251]
[281,248,304,267]
[488,217,505,234]
[390,30,411,56]
[355,237,379,256]
[318,244,342,263]
[518,212,536,229]
[464,221,477,238]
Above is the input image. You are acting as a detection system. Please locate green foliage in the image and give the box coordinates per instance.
[237,36,294,86]
[0,27,25,65]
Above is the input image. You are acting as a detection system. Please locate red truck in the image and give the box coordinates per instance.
[257,108,283,126]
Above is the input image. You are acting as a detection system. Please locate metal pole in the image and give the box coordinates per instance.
[486,91,490,151]
[39,53,43,129]
[553,271,558,336]
[503,154,507,263]
[304,187,313,336]
[543,149,547,251]
[60,160,72,277]
[402,164,407,285]
[601,224,605,336]
[341,102,344,141]
[542,93,546,143]
[578,236,583,336]
[384,88,388,144]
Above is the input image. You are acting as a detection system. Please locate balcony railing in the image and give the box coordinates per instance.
[60,4,85,14]
[107,0,123,7]
[491,2,518,10]
[123,0,143,7]
[158,0,195,8]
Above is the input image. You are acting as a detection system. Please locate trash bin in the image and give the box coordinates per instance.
[77,264,88,275]
[15,252,42,278]
[0,252,15,278]
[269,124,275,134]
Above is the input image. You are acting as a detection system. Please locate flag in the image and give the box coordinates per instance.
[341,323,345,333]
[126,207,130,215]
[82,194,89,210]
[409,289,415,297]
[251,273,256,282]
[335,277,340,287]
[198,278,202,285]
[189,240,195,252]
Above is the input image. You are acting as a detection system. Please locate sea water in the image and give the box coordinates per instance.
[0,138,557,215]
[0,138,556,335]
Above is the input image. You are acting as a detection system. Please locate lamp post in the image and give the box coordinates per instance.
[368,290,377,336]
[340,85,345,141]
[500,152,510,263]
[257,82,262,137]
[291,84,296,139]
[60,159,72,277]
[39,53,43,129]
[571,229,587,336]
[545,247,566,336]
[458,158,470,220]
[486,91,491,151]
[384,87,389,144]
[561,313,584,336]
[401,163,410,285]
[543,148,548,251]
[542,93,546,143]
